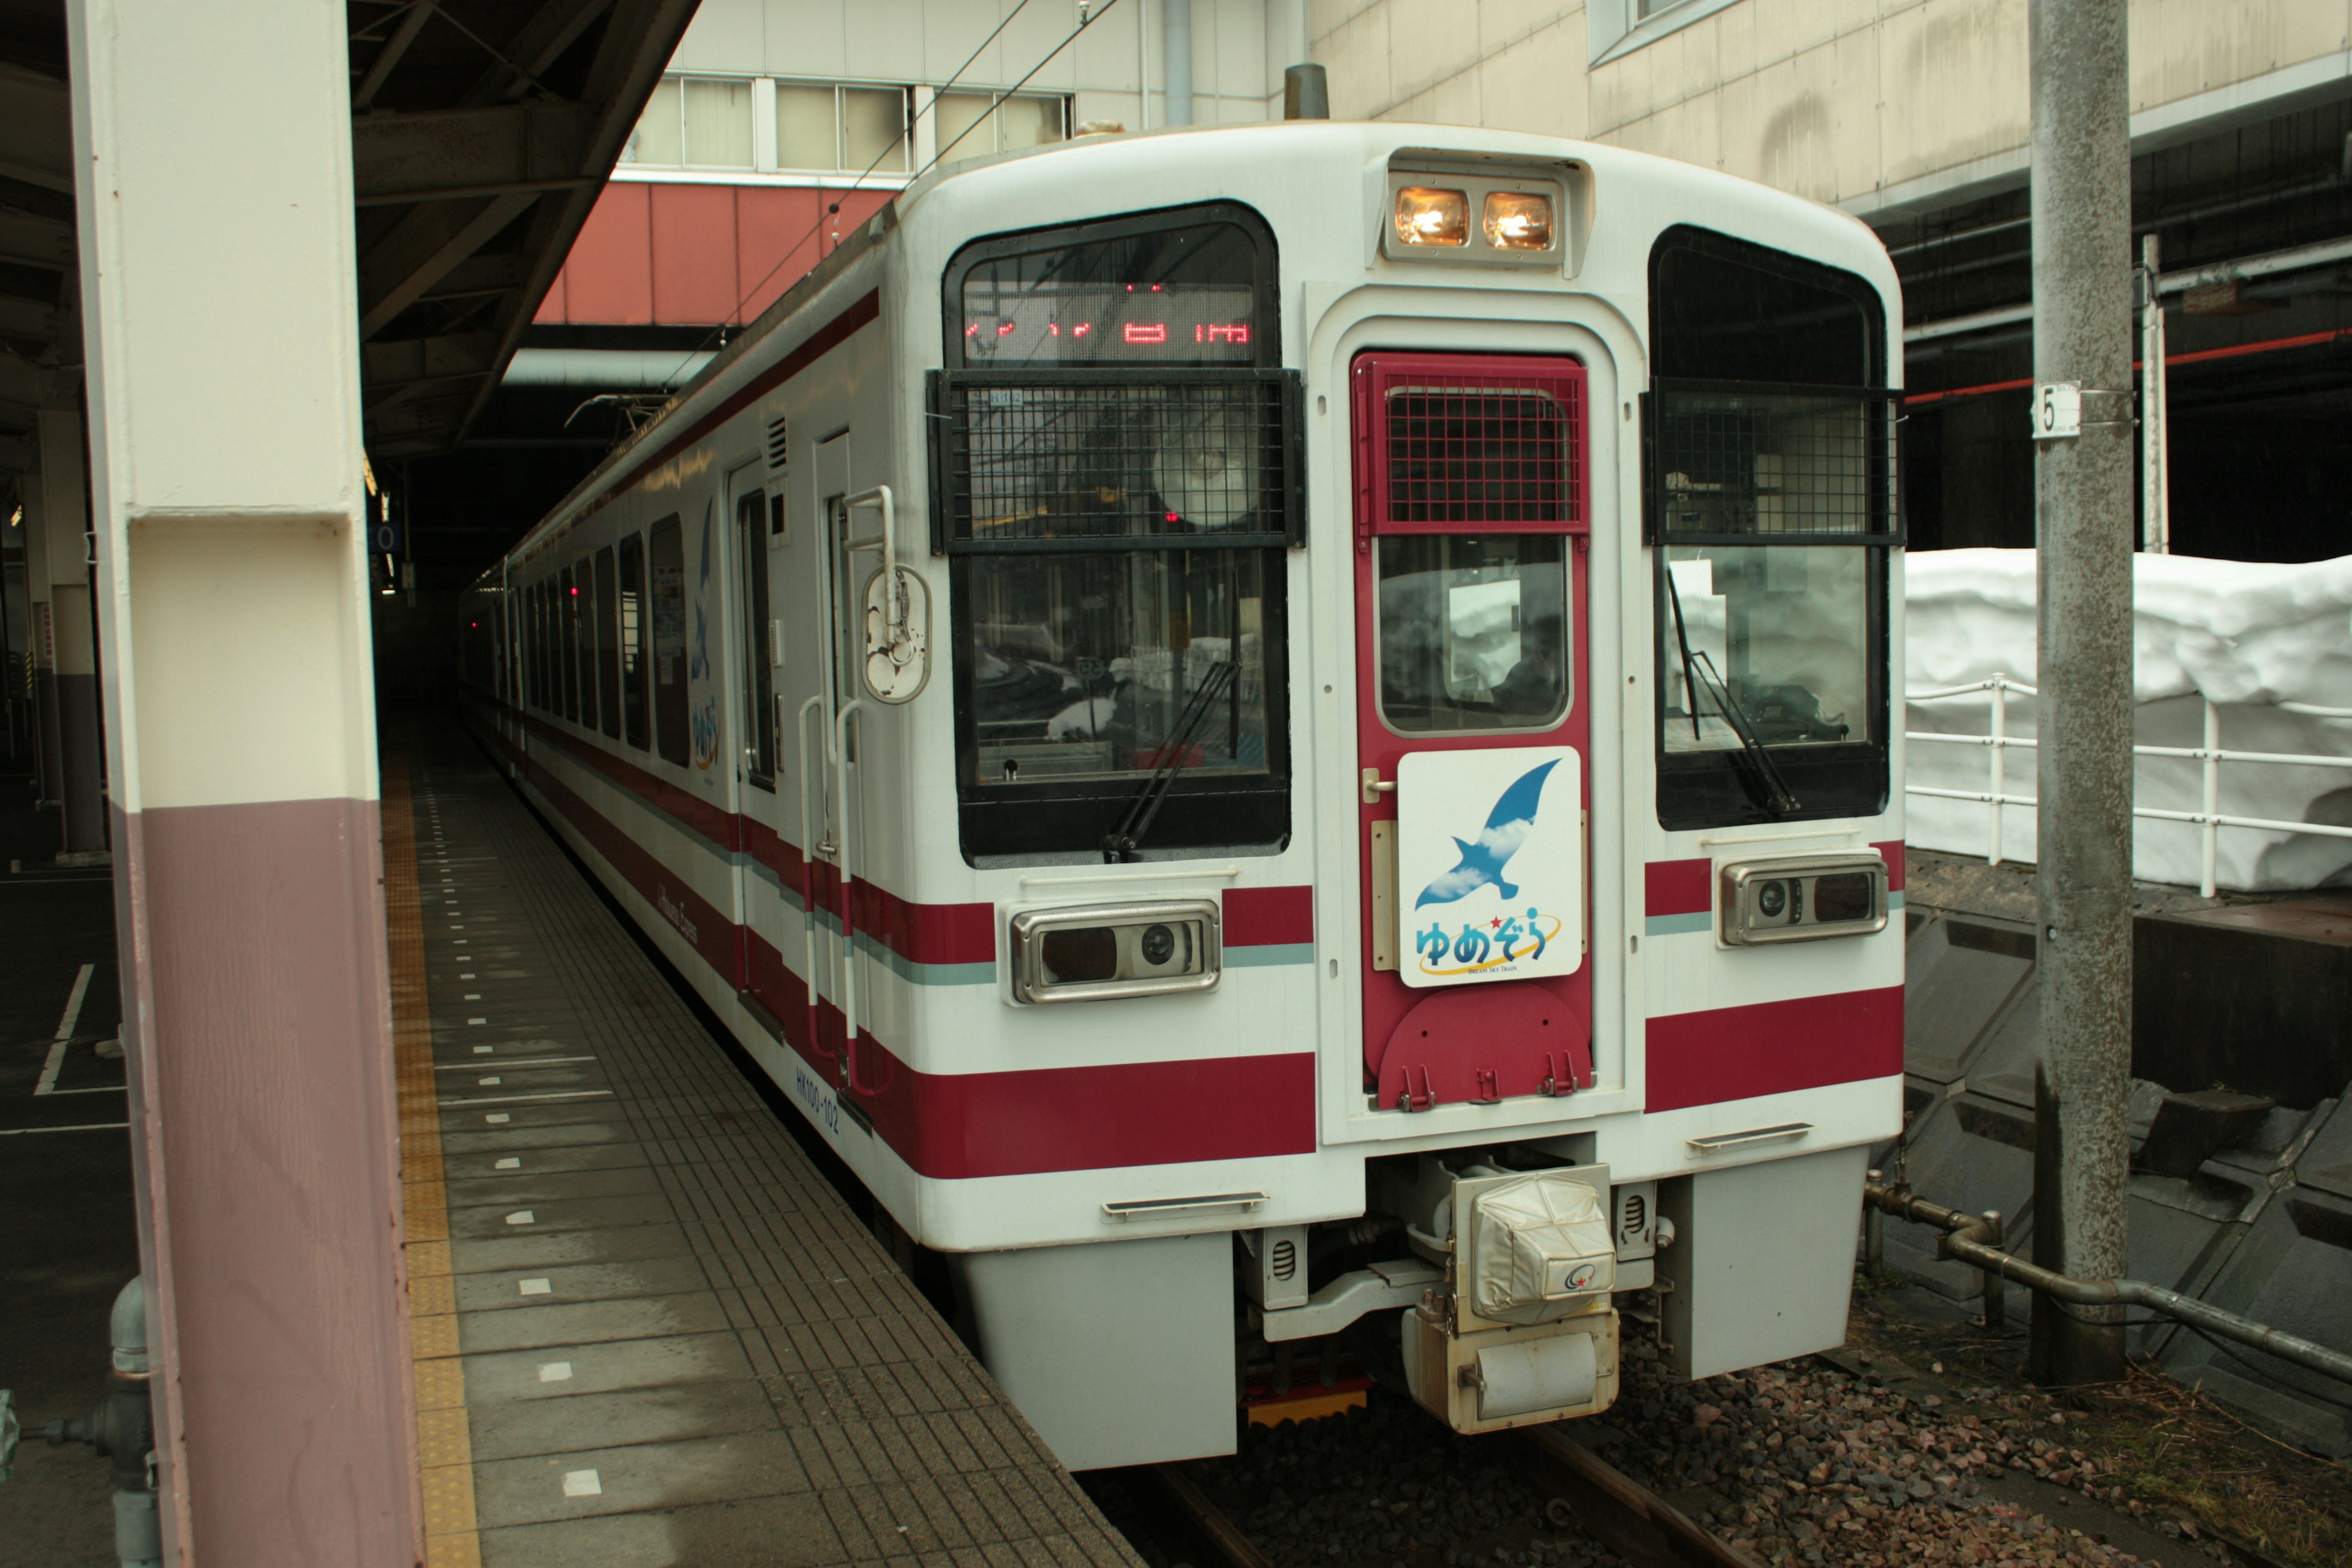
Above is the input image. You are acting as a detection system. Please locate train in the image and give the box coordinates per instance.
[458,119,1906,1471]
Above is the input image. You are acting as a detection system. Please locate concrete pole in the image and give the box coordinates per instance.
[2029,0,2135,1387]
[1164,0,1194,126]
[67,1,420,1562]
[39,402,108,860]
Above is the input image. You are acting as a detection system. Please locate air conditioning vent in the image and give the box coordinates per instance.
[1618,1191,1646,1246]
[765,414,788,473]
[1270,1237,1297,1281]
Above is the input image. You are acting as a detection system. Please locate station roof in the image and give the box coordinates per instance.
[0,0,697,476]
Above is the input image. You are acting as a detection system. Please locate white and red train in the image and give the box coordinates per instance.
[460,121,1906,1469]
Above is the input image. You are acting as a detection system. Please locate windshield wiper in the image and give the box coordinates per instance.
[1664,567,1803,817]
[1102,660,1238,863]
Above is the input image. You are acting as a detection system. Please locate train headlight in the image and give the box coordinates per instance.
[1718,854,1888,946]
[1393,186,1469,247]
[1008,899,1222,1003]
[1482,191,1554,250]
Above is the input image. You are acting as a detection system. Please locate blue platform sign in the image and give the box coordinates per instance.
[371,514,404,557]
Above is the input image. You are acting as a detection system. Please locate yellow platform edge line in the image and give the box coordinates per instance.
[383,756,481,1562]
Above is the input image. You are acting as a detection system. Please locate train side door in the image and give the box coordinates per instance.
[729,458,787,1019]
[1352,353,1594,1112]
[804,432,853,1080]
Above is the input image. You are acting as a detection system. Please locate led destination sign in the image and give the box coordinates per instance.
[960,284,1256,366]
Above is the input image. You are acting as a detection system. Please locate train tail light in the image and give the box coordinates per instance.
[1008,899,1221,1003]
[1717,853,1889,945]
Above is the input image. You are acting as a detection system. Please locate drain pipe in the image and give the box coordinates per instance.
[40,1277,159,1567]
[1865,1182,2352,1387]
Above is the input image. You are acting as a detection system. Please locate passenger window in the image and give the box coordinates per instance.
[575,557,601,728]
[736,491,775,789]
[649,516,689,766]
[617,533,649,750]
[594,547,622,739]
[559,565,581,722]
[1378,535,1569,733]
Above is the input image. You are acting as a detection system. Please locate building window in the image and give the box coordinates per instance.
[775,81,910,172]
[1588,0,1744,66]
[934,92,1066,166]
[625,76,756,168]
[620,75,1071,176]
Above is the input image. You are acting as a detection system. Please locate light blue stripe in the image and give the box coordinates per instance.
[1227,943,1316,968]
[1643,911,1713,937]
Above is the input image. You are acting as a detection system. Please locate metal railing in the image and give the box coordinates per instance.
[1907,674,2352,897]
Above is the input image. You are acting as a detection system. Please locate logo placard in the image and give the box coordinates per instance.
[1396,747,1583,989]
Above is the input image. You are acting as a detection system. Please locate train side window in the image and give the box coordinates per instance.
[649,516,690,766]
[736,491,775,789]
[1645,225,1899,831]
[534,580,551,712]
[575,557,601,729]
[594,547,622,739]
[617,533,649,750]
[558,565,581,722]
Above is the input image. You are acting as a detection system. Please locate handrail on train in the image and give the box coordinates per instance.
[1905,673,2352,896]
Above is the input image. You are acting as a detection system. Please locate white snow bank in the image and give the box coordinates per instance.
[1905,549,2352,891]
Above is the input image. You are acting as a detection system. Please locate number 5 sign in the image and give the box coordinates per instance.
[2031,381,2082,441]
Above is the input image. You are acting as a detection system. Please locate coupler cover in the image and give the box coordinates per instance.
[1403,1305,1620,1433]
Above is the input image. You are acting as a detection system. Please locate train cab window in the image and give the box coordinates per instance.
[559,565,581,722]
[617,532,650,750]
[736,492,775,789]
[1646,226,1898,831]
[649,515,690,766]
[594,547,622,739]
[1378,535,1570,733]
[935,203,1300,863]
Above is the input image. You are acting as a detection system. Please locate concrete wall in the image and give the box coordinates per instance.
[1312,0,2352,213]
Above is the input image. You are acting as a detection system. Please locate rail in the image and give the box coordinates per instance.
[1905,674,2352,896]
[1147,1426,1761,1568]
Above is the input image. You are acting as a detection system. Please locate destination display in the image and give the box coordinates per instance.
[959,283,1256,366]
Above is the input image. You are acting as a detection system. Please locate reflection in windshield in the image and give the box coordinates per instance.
[967,549,1268,785]
[1379,535,1569,732]
[1660,546,1865,753]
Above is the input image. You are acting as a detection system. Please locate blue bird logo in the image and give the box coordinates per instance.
[1414,760,1561,909]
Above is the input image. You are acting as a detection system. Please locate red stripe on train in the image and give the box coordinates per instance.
[488,716,1317,1176]
[1645,841,1905,917]
[1645,985,1904,1112]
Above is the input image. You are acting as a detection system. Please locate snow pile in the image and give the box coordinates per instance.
[1905,549,2352,891]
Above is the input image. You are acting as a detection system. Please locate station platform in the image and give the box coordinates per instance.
[385,727,1142,1567]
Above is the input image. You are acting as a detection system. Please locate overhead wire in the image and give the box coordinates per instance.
[650,0,1123,394]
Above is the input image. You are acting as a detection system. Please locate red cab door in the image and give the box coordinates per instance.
[1351,353,1594,1112]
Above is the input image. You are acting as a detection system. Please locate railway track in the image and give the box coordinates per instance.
[1147,1425,1763,1568]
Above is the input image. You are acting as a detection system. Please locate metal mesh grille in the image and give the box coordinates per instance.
[1383,382,1578,525]
[1651,384,1896,538]
[947,379,1287,541]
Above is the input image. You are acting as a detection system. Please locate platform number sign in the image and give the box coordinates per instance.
[2032,382,2082,442]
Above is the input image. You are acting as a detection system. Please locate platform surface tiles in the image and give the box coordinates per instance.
[387,732,1141,1568]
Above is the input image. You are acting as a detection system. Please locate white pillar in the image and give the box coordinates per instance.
[67,1,419,1562]
[1165,0,1194,126]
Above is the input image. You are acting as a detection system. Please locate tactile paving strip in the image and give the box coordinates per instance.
[394,727,1142,1567]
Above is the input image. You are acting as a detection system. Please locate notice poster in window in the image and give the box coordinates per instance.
[1396,747,1583,989]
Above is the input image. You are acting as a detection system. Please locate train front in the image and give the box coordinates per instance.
[889,123,1905,1469]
